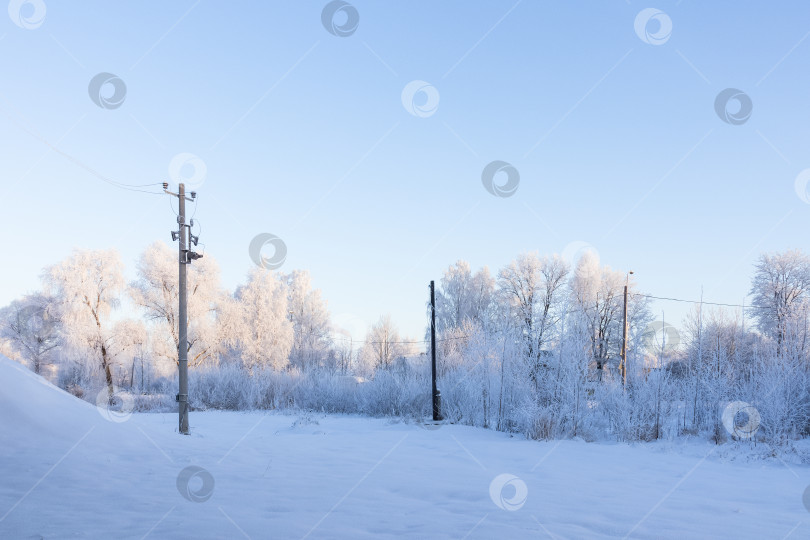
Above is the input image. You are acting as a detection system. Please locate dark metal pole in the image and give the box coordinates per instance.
[430,280,442,421]
[621,282,628,388]
[178,183,189,434]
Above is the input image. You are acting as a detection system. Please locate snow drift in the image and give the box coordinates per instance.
[1,355,809,539]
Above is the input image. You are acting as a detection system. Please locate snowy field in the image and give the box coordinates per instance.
[1,356,808,540]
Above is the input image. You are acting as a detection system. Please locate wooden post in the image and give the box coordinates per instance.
[430,281,442,421]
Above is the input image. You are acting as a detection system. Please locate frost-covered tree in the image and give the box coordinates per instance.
[0,293,60,374]
[435,261,496,333]
[358,315,406,374]
[130,241,226,368]
[228,268,293,371]
[282,270,332,371]
[749,250,810,357]
[331,339,354,375]
[569,252,651,381]
[44,249,124,399]
[112,318,149,388]
[497,253,569,373]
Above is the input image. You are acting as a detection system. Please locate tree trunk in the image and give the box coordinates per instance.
[101,343,114,403]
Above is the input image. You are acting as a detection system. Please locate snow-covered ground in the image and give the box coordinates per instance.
[1,356,808,540]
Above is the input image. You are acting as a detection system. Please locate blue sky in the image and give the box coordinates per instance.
[1,1,809,342]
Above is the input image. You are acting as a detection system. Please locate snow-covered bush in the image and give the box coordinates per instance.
[4,246,810,448]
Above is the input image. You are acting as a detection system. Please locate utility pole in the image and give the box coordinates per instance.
[430,281,442,421]
[177,182,189,435]
[621,270,634,388]
[164,182,202,435]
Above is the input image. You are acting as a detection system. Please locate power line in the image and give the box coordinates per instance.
[168,194,179,216]
[330,292,773,348]
[330,334,472,346]
[633,293,768,310]
[1,104,164,195]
